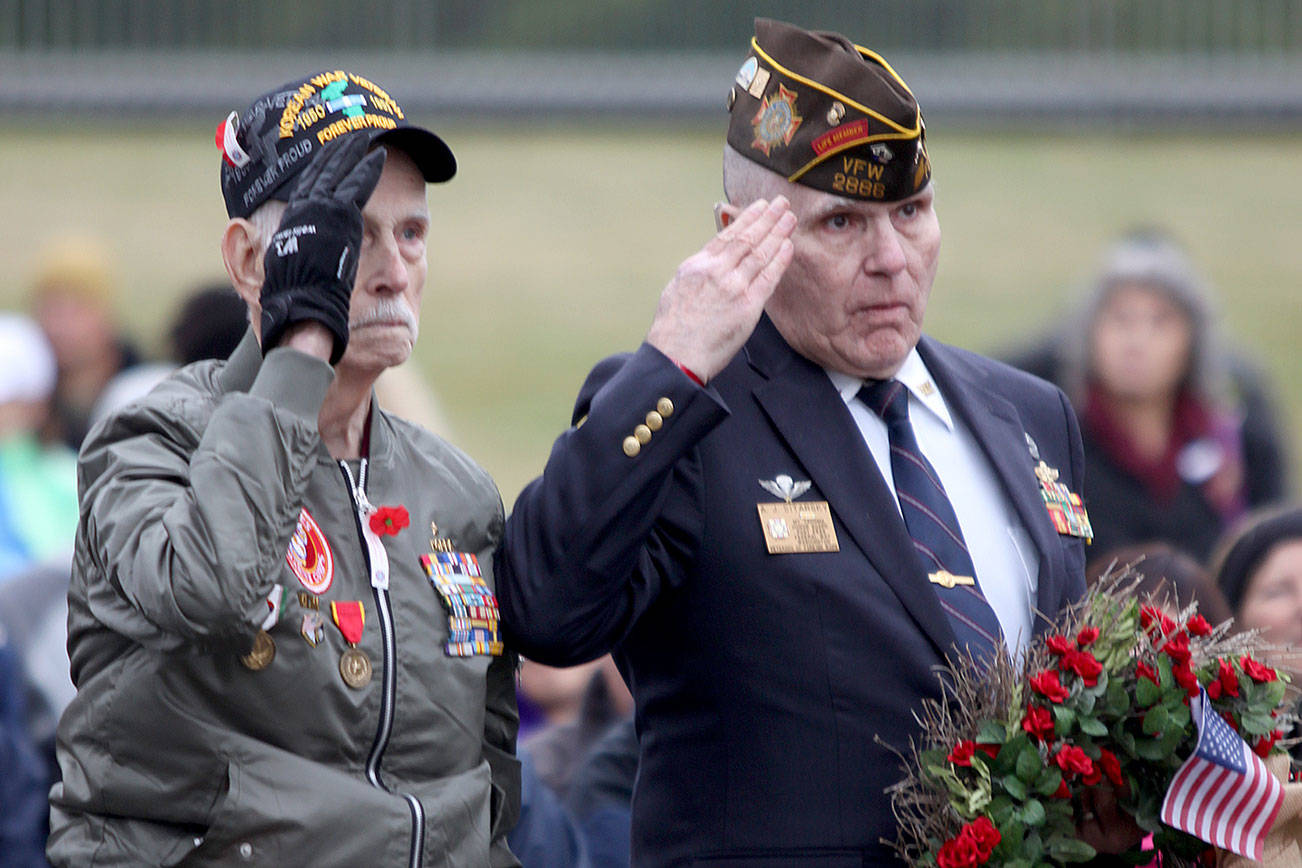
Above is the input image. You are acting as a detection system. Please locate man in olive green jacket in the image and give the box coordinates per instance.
[48,71,520,867]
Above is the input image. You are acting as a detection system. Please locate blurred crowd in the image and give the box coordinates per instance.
[0,226,1298,866]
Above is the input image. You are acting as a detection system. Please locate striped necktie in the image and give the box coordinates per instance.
[859,378,1003,664]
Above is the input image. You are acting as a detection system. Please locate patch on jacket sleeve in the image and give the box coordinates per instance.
[286,508,334,594]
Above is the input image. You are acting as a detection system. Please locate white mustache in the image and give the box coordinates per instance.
[350,300,419,340]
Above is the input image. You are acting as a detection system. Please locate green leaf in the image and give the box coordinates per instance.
[1046,837,1098,863]
[1076,689,1097,715]
[1240,711,1276,736]
[1019,798,1046,826]
[1104,677,1130,715]
[1022,830,1044,860]
[978,720,1008,744]
[1052,704,1076,731]
[1003,773,1028,801]
[994,735,1030,775]
[1133,736,1169,761]
[1034,766,1063,797]
[1135,675,1162,708]
[1167,702,1191,732]
[1078,716,1108,736]
[989,795,1016,825]
[1142,705,1170,736]
[1016,745,1043,782]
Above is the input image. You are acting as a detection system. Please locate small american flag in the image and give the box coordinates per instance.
[1159,687,1285,861]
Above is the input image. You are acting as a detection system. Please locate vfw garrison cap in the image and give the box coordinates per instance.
[218,69,456,219]
[726,19,931,202]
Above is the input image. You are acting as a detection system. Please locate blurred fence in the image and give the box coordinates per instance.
[2,0,1301,121]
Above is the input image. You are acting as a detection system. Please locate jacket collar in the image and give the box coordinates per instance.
[217,328,394,468]
[217,327,263,394]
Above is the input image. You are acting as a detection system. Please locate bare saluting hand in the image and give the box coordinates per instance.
[645,196,796,382]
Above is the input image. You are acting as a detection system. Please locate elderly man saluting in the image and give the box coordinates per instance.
[496,19,1131,866]
[49,72,518,866]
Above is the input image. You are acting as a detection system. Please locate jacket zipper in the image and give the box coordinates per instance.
[339,459,426,868]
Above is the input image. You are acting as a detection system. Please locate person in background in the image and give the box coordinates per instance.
[1006,228,1287,564]
[28,237,143,451]
[1211,505,1302,762]
[1085,541,1233,626]
[0,628,49,868]
[522,655,632,802]
[0,315,78,583]
[169,282,250,365]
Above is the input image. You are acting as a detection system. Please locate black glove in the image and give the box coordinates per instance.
[259,135,386,364]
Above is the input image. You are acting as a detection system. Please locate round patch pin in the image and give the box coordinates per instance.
[286,508,334,595]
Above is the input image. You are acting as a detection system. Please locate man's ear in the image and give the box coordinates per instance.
[221,219,264,332]
[713,202,742,232]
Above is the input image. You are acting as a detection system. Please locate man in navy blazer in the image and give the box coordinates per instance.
[497,19,1126,866]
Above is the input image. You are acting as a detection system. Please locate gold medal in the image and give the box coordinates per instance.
[339,646,372,689]
[239,629,276,671]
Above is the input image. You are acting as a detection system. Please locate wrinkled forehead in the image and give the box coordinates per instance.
[789,179,935,216]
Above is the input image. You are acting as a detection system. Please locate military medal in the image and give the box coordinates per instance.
[260,586,288,630]
[239,629,276,671]
[756,475,839,554]
[300,611,325,647]
[421,552,504,657]
[1034,460,1094,541]
[330,601,371,688]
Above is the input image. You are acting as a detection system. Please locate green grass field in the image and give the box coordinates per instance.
[2,123,1300,502]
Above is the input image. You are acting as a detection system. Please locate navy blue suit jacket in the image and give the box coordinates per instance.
[497,316,1088,866]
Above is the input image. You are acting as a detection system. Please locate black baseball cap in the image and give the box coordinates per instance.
[218,69,456,219]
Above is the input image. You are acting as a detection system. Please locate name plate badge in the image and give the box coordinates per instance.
[757,501,840,554]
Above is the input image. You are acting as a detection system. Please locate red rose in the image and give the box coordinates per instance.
[1172,661,1199,698]
[1207,679,1222,700]
[1221,710,1239,732]
[1139,605,1175,635]
[1052,778,1071,799]
[1030,669,1070,703]
[948,740,977,767]
[369,505,410,537]
[976,743,1001,760]
[1076,626,1100,646]
[1254,730,1283,758]
[1187,614,1213,637]
[1097,748,1125,789]
[1022,704,1055,742]
[1046,634,1074,657]
[1135,661,1160,685]
[1217,658,1241,698]
[1054,745,1096,779]
[968,817,1001,860]
[1241,656,1278,683]
[1161,632,1192,666]
[937,831,981,868]
[1060,649,1103,687]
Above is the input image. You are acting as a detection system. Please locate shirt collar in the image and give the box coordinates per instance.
[825,348,955,431]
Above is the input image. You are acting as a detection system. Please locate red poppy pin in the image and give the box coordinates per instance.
[369,505,409,537]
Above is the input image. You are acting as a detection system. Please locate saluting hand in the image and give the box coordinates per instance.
[646,196,795,383]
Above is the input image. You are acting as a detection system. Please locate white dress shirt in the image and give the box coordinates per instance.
[826,349,1039,657]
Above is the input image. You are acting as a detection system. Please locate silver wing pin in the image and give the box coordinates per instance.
[758,474,812,503]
